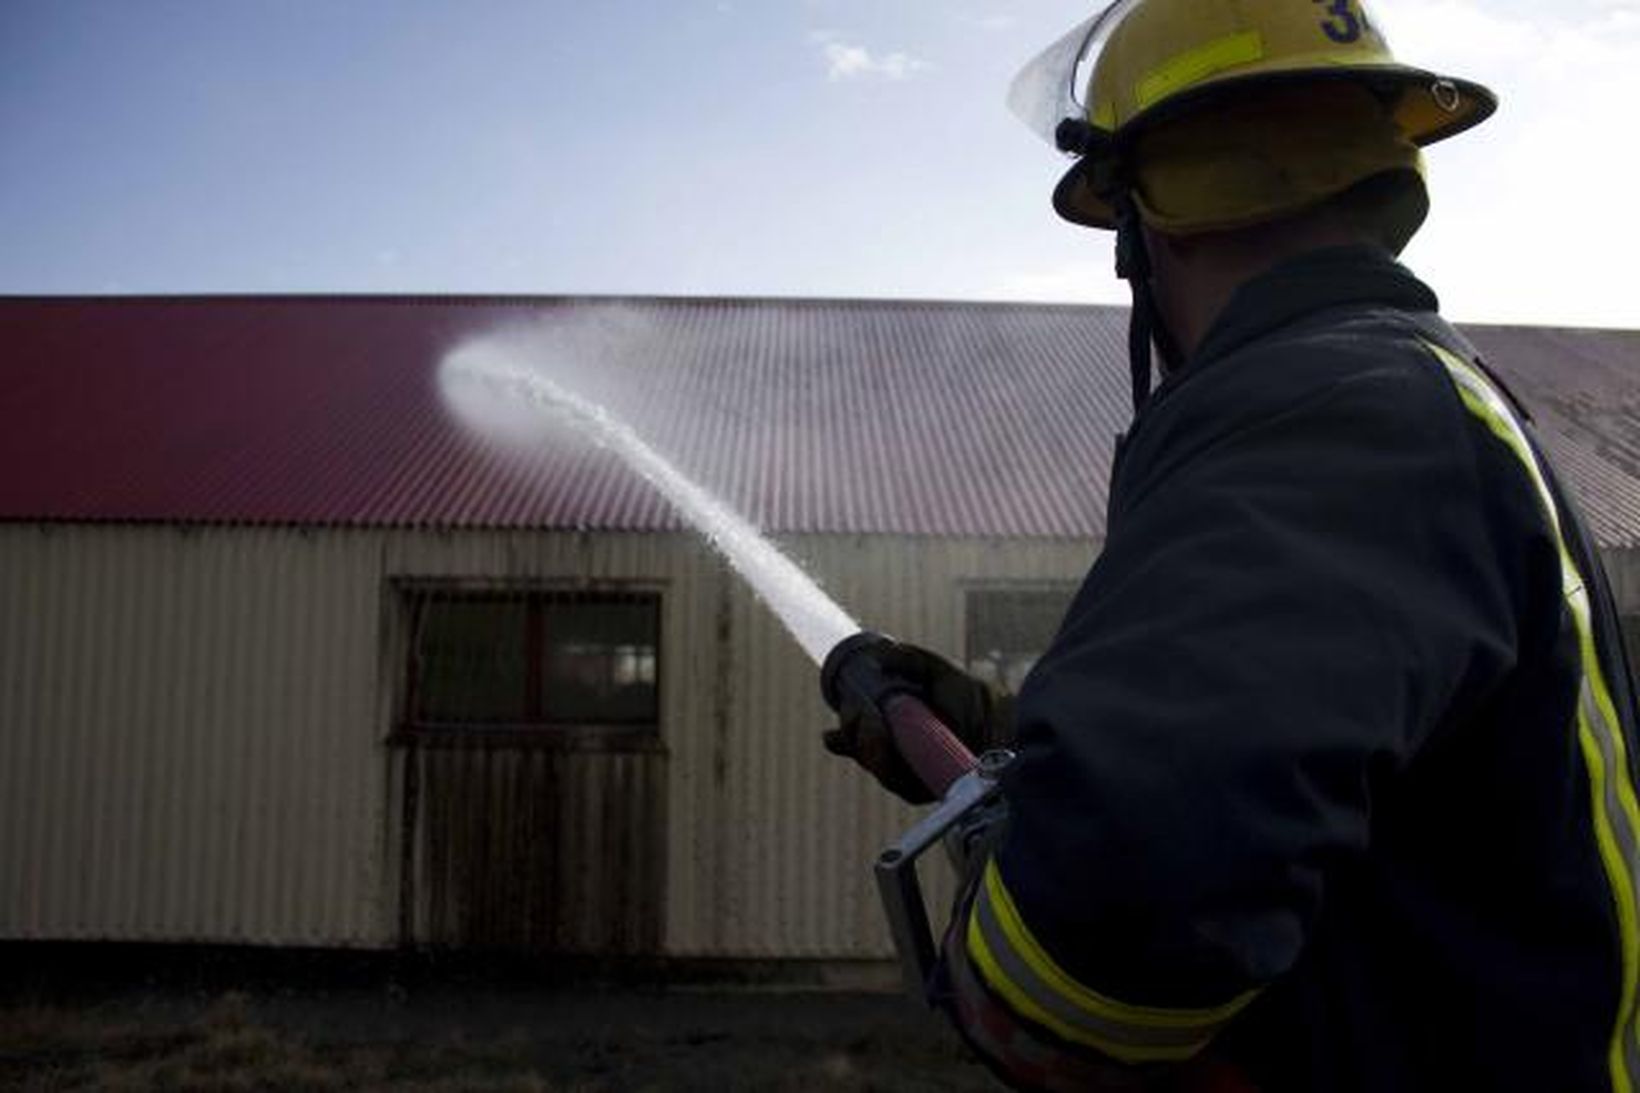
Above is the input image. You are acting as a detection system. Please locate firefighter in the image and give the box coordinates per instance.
[823,0,1640,1089]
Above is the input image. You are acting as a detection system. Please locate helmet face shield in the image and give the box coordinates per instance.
[1006,0,1141,148]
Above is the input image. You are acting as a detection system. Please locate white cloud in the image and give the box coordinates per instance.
[810,31,931,82]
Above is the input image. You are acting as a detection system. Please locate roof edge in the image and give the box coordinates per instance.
[0,290,1124,316]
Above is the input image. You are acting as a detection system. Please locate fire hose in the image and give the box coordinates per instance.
[820,632,1009,994]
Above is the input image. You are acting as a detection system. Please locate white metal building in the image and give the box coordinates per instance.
[2,296,1636,960]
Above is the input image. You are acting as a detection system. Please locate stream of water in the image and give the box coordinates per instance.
[440,344,860,665]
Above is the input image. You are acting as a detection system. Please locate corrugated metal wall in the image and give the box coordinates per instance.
[0,524,384,946]
[3,527,1634,958]
[0,523,1093,957]
[404,740,667,953]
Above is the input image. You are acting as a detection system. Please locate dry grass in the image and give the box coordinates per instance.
[5,995,343,1092]
[0,989,994,1092]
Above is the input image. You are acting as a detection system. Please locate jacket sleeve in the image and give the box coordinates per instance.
[945,355,1528,1067]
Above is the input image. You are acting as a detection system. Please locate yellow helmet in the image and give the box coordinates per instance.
[1010,0,1497,242]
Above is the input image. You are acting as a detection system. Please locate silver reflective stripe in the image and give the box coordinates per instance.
[969,874,1214,1060]
[946,923,1130,1092]
[1429,339,1640,1093]
[964,860,1256,1065]
[1582,675,1640,1088]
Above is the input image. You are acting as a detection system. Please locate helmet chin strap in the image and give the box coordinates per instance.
[1055,121,1185,416]
[1111,192,1184,415]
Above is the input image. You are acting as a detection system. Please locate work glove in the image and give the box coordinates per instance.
[822,641,1014,805]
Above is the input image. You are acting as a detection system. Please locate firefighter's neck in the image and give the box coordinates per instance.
[1142,215,1376,368]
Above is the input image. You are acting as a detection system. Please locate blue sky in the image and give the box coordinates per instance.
[3,1,1637,327]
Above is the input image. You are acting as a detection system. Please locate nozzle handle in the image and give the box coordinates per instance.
[882,692,978,799]
[822,631,978,799]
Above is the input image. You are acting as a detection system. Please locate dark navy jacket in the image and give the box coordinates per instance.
[945,248,1640,1092]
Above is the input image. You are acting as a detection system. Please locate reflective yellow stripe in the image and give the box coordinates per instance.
[966,902,1208,1063]
[1135,30,1265,111]
[983,860,1257,1028]
[1579,702,1640,1093]
[963,859,1257,1063]
[1429,340,1640,1093]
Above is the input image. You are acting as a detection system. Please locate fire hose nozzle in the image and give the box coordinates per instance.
[819,630,898,712]
[819,630,978,802]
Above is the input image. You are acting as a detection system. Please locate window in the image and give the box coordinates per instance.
[403,588,660,730]
[965,585,1078,694]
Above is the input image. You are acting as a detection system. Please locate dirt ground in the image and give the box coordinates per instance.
[0,978,1000,1092]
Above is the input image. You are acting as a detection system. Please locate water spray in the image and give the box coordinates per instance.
[440,339,1000,994]
[441,343,858,663]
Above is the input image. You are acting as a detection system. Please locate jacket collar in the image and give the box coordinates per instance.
[1185,245,1440,373]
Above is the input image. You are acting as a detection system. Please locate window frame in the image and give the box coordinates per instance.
[961,580,1081,696]
[390,579,665,747]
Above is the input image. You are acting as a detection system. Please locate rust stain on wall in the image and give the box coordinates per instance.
[402,733,665,954]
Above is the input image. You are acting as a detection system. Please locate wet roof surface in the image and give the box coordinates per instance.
[2,295,1635,543]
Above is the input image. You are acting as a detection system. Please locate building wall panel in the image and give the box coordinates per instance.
[0,521,1092,957]
[12,526,1633,960]
[0,526,392,946]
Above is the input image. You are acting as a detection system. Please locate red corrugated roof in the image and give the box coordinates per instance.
[1,295,1636,542]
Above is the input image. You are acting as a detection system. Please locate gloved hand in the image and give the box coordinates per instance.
[822,641,1014,805]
